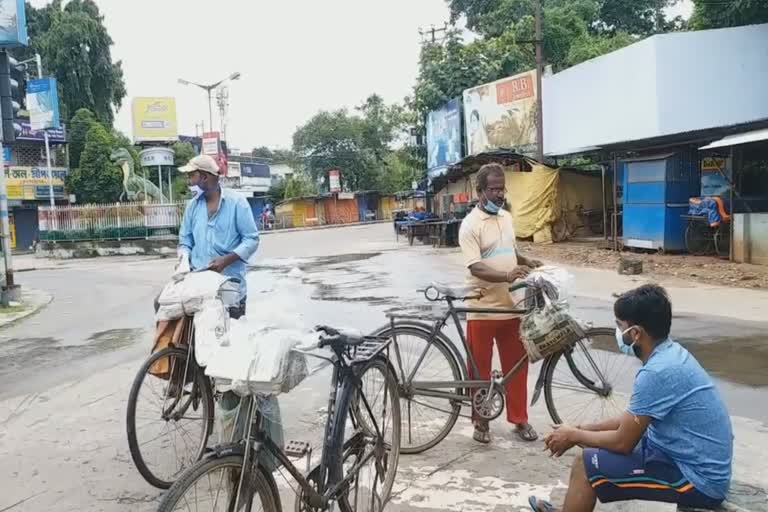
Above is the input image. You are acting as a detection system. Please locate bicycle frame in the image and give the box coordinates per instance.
[230,344,391,511]
[389,296,612,406]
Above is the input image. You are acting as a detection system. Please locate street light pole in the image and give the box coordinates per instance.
[534,0,545,163]
[178,72,241,136]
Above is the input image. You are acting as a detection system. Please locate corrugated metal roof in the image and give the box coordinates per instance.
[699,128,768,150]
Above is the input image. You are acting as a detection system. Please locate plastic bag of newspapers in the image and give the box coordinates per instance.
[520,266,585,362]
[204,321,311,396]
[155,271,240,322]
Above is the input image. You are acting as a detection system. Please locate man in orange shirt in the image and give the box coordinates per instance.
[459,163,541,443]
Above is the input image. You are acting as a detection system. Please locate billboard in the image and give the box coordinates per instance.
[0,0,27,47]
[4,166,67,200]
[329,169,341,192]
[426,98,462,174]
[27,77,60,131]
[201,131,227,175]
[227,161,241,178]
[241,162,271,190]
[463,70,538,157]
[131,97,178,143]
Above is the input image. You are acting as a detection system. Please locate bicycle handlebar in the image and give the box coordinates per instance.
[423,281,529,302]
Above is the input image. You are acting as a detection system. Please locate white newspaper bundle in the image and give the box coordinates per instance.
[155,271,240,322]
[519,266,584,362]
[194,299,231,367]
[203,321,311,396]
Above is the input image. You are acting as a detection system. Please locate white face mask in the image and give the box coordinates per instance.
[615,326,638,357]
[188,184,203,197]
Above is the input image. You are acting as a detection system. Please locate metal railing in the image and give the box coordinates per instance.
[38,201,186,242]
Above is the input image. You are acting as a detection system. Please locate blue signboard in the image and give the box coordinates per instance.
[426,98,462,176]
[241,162,270,178]
[26,77,61,130]
[0,0,28,47]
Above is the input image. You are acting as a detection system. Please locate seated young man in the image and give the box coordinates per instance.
[530,284,733,512]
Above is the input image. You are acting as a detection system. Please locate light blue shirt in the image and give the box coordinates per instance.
[628,339,733,500]
[178,188,259,299]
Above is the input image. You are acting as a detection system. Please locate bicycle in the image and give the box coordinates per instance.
[126,314,217,489]
[126,274,242,489]
[372,282,630,454]
[156,325,401,512]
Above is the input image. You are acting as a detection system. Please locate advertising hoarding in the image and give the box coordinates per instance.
[329,169,341,193]
[240,162,271,189]
[131,97,178,143]
[0,0,28,47]
[227,161,241,178]
[426,98,462,175]
[27,77,60,131]
[463,70,538,157]
[4,166,67,200]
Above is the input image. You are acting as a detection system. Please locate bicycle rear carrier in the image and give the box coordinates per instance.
[350,336,391,364]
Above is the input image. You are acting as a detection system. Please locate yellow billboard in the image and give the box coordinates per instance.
[131,97,178,143]
[4,167,68,200]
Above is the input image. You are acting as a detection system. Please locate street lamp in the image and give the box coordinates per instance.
[177,72,241,133]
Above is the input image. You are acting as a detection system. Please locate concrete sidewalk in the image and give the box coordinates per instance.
[0,287,52,329]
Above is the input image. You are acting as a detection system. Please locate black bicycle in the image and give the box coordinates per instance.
[372,282,630,454]
[156,325,401,512]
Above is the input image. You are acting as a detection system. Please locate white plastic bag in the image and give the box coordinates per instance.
[204,323,310,395]
[194,299,230,367]
[520,266,583,362]
[154,271,237,322]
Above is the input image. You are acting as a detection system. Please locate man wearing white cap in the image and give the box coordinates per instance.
[178,154,259,317]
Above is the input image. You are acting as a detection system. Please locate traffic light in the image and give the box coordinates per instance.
[0,51,26,143]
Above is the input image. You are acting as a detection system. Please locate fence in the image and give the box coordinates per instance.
[39,201,186,242]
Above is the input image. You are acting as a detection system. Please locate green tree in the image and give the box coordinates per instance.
[283,174,316,199]
[172,141,197,167]
[66,123,122,203]
[67,108,98,169]
[690,0,768,29]
[24,0,126,125]
[251,146,274,159]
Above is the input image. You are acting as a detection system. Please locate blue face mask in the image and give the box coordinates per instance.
[615,326,638,357]
[482,193,503,214]
[188,184,203,197]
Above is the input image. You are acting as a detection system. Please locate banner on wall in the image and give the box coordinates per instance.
[426,98,462,176]
[701,157,732,197]
[0,0,28,46]
[3,166,68,200]
[463,70,538,157]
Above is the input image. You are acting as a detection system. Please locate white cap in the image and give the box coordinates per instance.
[179,154,220,175]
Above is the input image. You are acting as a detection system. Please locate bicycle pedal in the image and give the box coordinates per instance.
[285,440,311,458]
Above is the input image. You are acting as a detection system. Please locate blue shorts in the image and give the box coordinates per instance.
[583,439,723,509]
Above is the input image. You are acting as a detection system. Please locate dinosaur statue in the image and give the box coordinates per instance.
[111,148,168,203]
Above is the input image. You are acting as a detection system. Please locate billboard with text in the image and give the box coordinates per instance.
[426,98,462,175]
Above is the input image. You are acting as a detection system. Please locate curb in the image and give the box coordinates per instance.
[259,219,390,236]
[0,288,54,329]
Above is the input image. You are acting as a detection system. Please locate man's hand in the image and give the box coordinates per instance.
[506,265,531,282]
[208,254,238,273]
[544,424,578,457]
[527,258,544,269]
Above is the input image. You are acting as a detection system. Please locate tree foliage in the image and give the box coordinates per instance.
[67,108,98,169]
[690,0,768,29]
[22,0,126,125]
[414,0,684,119]
[292,95,414,193]
[66,123,122,203]
[172,141,197,167]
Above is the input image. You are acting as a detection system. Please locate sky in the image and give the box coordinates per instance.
[29,0,693,152]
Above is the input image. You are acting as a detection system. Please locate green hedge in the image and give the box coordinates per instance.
[40,227,180,242]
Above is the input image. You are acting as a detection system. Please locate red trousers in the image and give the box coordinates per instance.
[466,318,528,424]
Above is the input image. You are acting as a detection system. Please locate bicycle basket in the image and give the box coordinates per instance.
[520,302,585,362]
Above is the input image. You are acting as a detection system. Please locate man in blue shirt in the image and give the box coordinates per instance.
[178,154,259,317]
[530,284,733,512]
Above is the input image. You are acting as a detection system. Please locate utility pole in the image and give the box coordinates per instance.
[418,23,449,44]
[534,0,545,163]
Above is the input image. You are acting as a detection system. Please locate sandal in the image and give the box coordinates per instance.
[515,423,539,442]
[473,423,491,444]
[528,496,556,512]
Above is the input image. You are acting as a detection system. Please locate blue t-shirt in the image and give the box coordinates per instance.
[628,339,733,500]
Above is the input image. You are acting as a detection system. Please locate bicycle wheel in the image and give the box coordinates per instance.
[126,346,214,489]
[544,328,640,427]
[157,454,279,512]
[329,357,401,512]
[376,325,464,454]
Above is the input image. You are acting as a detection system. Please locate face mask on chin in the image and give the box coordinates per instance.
[482,193,504,214]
